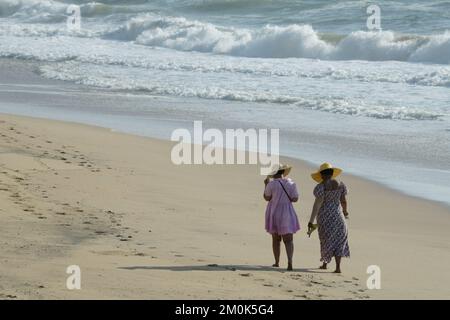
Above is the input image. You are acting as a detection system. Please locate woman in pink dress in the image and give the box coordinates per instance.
[263,164,300,271]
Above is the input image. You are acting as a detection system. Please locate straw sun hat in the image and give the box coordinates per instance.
[311,162,342,183]
[267,164,292,177]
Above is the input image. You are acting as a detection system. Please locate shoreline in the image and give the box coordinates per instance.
[0,112,449,299]
[2,108,449,212]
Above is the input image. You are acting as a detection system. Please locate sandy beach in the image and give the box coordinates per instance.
[0,112,449,299]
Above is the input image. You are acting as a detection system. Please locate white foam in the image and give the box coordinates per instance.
[409,32,450,64]
[105,13,450,64]
[36,58,445,121]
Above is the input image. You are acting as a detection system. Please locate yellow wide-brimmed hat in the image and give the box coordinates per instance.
[311,162,342,183]
[267,164,292,177]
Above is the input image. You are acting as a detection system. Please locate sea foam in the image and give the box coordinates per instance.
[106,13,450,64]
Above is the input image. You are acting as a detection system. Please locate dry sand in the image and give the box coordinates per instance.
[0,113,449,299]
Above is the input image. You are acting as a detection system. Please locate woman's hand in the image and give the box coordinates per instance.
[307,222,316,237]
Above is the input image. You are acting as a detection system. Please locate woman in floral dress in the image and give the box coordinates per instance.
[309,163,350,273]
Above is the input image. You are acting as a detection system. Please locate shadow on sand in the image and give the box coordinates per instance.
[118,264,323,273]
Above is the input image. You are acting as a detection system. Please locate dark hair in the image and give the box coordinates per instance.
[320,168,334,177]
[275,169,285,176]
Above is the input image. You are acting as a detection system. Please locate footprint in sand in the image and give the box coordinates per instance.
[134,253,146,257]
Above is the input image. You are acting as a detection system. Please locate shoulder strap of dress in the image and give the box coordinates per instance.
[278,180,293,202]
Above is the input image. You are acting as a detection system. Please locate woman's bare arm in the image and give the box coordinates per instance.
[340,194,348,217]
[263,178,272,201]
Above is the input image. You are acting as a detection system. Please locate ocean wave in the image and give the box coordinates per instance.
[174,0,277,11]
[2,1,450,64]
[0,0,67,23]
[2,32,449,90]
[37,61,444,121]
[104,13,450,64]
[2,29,449,91]
[0,0,135,22]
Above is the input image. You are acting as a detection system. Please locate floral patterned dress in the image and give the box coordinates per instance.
[313,181,350,263]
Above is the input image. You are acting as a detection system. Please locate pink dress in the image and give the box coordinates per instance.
[264,178,300,235]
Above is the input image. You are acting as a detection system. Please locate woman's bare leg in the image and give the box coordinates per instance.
[282,234,294,271]
[334,256,341,273]
[272,234,281,267]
